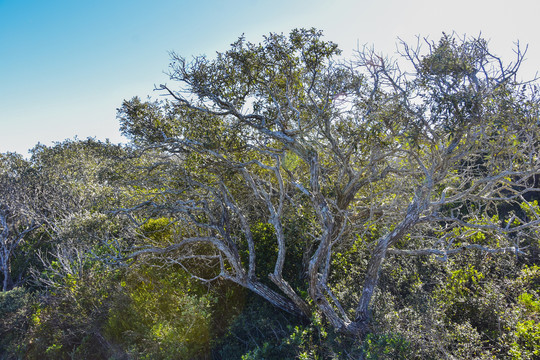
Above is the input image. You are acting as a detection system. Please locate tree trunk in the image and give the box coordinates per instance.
[2,261,12,292]
[352,200,426,333]
[246,279,309,318]
[354,235,390,327]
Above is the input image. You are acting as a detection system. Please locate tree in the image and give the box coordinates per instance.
[117,29,540,336]
[0,153,44,291]
[0,139,127,292]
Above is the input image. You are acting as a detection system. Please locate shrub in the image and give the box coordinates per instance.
[0,287,34,358]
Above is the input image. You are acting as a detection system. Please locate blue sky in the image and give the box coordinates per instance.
[1,0,539,155]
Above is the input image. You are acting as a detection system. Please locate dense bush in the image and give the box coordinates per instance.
[0,287,33,359]
[24,262,119,359]
[105,265,216,360]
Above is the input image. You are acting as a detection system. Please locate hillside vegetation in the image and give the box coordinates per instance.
[1,30,540,359]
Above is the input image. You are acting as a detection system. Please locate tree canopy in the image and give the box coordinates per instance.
[117,29,540,336]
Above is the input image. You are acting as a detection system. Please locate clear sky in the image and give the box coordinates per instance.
[1,0,539,156]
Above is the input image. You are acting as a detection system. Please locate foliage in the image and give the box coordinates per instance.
[217,298,358,360]
[105,265,215,360]
[0,287,33,358]
[24,260,118,360]
[507,265,540,359]
[1,29,540,358]
[361,333,410,360]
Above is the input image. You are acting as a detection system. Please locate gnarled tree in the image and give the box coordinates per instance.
[117,29,540,336]
[0,154,44,291]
